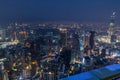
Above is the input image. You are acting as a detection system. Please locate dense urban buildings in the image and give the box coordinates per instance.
[0,18,120,80]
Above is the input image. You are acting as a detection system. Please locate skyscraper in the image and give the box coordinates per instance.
[0,28,6,41]
[83,32,89,48]
[108,12,116,44]
[59,47,71,70]
[89,31,95,50]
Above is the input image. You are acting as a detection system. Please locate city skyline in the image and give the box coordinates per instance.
[1,1,120,79]
[0,0,120,24]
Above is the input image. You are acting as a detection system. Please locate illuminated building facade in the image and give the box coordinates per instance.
[0,28,6,40]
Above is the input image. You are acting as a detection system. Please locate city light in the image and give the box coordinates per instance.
[0,1,120,80]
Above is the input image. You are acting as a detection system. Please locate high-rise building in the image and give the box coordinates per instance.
[108,12,116,44]
[89,31,95,50]
[0,28,6,41]
[83,32,89,47]
[59,47,71,70]
[0,62,9,80]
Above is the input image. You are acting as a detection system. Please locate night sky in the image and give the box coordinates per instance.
[0,0,120,24]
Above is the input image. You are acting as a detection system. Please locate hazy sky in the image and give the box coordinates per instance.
[0,0,120,24]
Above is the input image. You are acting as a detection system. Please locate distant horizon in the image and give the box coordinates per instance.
[1,20,120,26]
